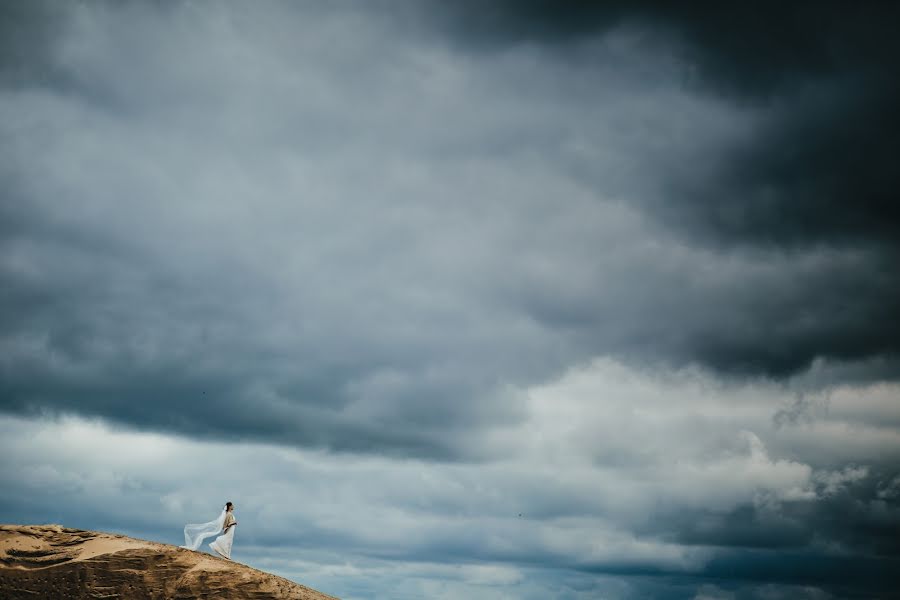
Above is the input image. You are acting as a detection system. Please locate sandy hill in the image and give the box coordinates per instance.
[0,524,339,600]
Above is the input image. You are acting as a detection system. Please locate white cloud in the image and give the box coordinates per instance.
[2,357,897,597]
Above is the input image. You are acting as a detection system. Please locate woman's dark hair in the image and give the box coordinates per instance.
[225,502,233,510]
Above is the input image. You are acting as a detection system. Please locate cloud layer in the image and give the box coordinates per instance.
[2,360,898,598]
[2,1,898,453]
[2,2,899,598]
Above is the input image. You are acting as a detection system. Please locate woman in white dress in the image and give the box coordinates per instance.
[209,502,237,560]
[181,501,237,560]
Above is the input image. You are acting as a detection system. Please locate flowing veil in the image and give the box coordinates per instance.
[181,508,226,550]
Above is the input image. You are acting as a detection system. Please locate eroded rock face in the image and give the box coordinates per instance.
[0,524,338,600]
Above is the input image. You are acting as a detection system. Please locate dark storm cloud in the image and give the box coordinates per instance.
[0,1,66,85]
[1,0,899,465]
[424,0,900,377]
[664,471,900,557]
[431,0,900,245]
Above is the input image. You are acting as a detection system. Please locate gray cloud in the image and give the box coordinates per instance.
[2,362,899,598]
[425,0,900,374]
[2,3,900,597]
[3,3,897,460]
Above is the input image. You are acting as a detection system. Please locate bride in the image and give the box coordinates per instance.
[181,502,238,560]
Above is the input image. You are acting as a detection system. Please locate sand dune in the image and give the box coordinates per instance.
[0,524,339,599]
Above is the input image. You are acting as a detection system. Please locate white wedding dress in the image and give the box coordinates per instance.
[181,508,226,551]
[209,512,236,559]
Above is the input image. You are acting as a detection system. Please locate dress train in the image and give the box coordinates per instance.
[210,525,235,559]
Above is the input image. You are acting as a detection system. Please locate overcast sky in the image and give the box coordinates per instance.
[1,1,899,598]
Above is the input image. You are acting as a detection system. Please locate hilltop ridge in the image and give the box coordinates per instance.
[0,524,338,600]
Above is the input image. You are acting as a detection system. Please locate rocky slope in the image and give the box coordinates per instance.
[0,524,339,599]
